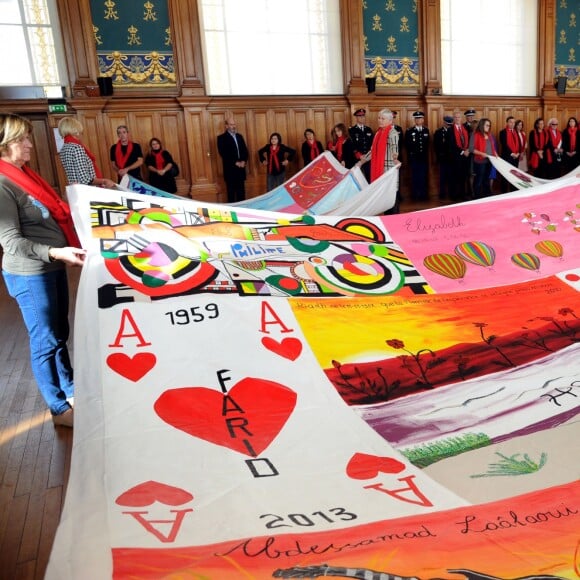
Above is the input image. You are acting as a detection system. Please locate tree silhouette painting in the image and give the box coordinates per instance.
[323,303,580,405]
[385,339,438,389]
[473,322,516,368]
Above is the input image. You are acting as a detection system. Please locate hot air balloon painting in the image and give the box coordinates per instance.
[423,253,466,281]
[534,239,563,260]
[454,241,496,269]
[510,252,541,272]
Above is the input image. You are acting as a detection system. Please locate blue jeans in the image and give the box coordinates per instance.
[3,269,74,415]
[473,161,492,198]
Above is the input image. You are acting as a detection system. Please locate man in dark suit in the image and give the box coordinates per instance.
[405,111,430,201]
[217,117,249,203]
[348,108,373,180]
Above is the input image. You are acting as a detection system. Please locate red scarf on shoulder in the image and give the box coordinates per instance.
[268,145,280,173]
[516,130,527,153]
[335,136,345,162]
[309,140,319,159]
[370,125,392,182]
[529,130,551,169]
[64,135,102,178]
[506,128,519,154]
[454,124,469,149]
[152,151,165,170]
[567,126,577,151]
[473,132,496,161]
[115,140,134,169]
[0,159,80,247]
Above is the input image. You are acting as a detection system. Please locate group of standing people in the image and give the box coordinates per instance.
[215,108,402,204]
[527,116,579,179]
[58,119,179,194]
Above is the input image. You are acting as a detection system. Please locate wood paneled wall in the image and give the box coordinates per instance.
[1,0,579,201]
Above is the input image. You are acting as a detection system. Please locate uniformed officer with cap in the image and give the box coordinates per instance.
[463,109,477,134]
[349,108,374,180]
[405,111,430,201]
[434,115,455,200]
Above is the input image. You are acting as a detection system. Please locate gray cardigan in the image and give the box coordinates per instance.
[0,174,67,275]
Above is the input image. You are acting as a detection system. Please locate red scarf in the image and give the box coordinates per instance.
[335,136,345,162]
[115,140,134,169]
[516,130,527,153]
[63,135,102,179]
[268,145,280,173]
[152,150,165,171]
[567,126,577,151]
[370,125,392,182]
[505,127,519,154]
[308,140,319,159]
[454,124,469,149]
[548,128,562,149]
[0,159,80,247]
[530,130,551,169]
[473,132,496,161]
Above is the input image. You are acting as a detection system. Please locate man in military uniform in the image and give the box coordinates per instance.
[405,111,430,201]
[433,115,455,201]
[463,108,477,134]
[349,108,374,181]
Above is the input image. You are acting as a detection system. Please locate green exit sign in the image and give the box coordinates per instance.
[48,104,67,113]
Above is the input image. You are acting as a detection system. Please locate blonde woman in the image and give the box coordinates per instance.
[58,116,115,188]
[0,113,86,427]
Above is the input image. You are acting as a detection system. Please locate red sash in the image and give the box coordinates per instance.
[115,140,134,169]
[567,126,577,151]
[152,151,165,170]
[0,159,80,247]
[529,130,551,169]
[64,135,102,179]
[516,130,527,153]
[335,136,345,162]
[268,145,280,173]
[370,125,392,182]
[548,129,562,150]
[454,124,468,149]
[506,128,519,154]
[473,132,496,161]
[309,141,319,159]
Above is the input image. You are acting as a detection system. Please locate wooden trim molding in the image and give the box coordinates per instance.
[342,0,367,97]
[421,0,442,96]
[539,0,557,97]
[55,0,100,97]
[169,0,206,95]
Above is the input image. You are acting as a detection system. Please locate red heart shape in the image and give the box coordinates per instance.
[154,378,297,456]
[346,453,406,480]
[261,336,303,361]
[115,480,193,507]
[107,352,157,382]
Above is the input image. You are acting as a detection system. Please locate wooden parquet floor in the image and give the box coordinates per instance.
[0,268,78,580]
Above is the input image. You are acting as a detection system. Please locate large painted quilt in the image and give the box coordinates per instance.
[46,180,580,579]
[120,151,399,216]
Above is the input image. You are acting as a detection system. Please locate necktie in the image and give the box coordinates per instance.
[230,132,240,158]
